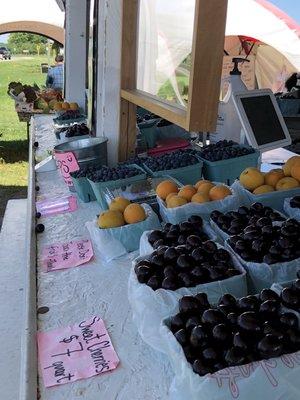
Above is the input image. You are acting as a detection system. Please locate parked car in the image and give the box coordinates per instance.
[0,47,11,60]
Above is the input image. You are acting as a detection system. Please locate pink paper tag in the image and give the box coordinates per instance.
[38,316,120,387]
[42,239,94,272]
[54,151,80,186]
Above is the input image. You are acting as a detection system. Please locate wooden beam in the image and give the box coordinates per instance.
[119,0,139,161]
[187,0,228,132]
[121,89,187,129]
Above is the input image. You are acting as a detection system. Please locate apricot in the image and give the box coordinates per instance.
[156,180,178,200]
[98,210,125,229]
[123,203,146,224]
[253,185,275,195]
[69,102,79,110]
[290,165,300,182]
[61,101,70,110]
[191,192,210,203]
[194,180,212,190]
[167,195,188,208]
[275,177,299,191]
[209,185,232,201]
[283,156,300,176]
[264,169,285,188]
[178,185,197,201]
[109,197,131,213]
[239,167,264,191]
[166,192,178,202]
[197,182,215,195]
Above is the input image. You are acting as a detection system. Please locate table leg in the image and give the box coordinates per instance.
[27,122,30,143]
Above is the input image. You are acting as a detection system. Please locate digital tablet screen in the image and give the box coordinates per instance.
[240,95,286,145]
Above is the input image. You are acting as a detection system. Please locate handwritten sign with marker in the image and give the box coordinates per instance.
[42,239,94,272]
[38,316,119,387]
[54,151,80,187]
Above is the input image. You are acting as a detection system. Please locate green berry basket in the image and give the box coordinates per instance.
[199,148,260,185]
[88,164,147,209]
[71,175,96,203]
[143,160,203,185]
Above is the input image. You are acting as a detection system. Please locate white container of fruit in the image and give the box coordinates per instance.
[156,180,241,224]
[139,222,219,256]
[159,291,300,400]
[128,245,247,352]
[284,197,300,220]
[232,160,300,212]
[86,202,161,262]
[226,239,300,294]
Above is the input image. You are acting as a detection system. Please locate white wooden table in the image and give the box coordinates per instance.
[24,116,173,400]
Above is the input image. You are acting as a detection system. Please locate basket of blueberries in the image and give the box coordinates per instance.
[87,164,147,208]
[198,140,259,185]
[143,149,203,185]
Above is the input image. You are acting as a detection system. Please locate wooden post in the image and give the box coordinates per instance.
[119,0,138,161]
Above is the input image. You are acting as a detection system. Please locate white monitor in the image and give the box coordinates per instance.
[232,89,291,152]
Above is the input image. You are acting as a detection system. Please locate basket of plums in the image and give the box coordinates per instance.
[210,202,286,243]
[284,196,300,220]
[128,226,247,351]
[161,286,300,399]
[143,149,203,185]
[139,215,217,256]
[214,203,300,293]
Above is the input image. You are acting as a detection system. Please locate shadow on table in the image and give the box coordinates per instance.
[0,185,27,229]
[0,140,28,163]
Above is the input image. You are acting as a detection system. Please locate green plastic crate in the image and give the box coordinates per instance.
[71,176,96,203]
[88,164,147,209]
[200,149,260,185]
[143,160,203,185]
[138,118,160,149]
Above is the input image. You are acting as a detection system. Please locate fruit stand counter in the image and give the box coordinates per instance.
[25,115,173,400]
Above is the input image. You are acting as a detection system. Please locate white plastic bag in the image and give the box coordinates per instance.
[139,222,219,256]
[232,180,300,212]
[157,186,241,224]
[128,249,247,353]
[225,240,300,293]
[86,204,161,262]
[160,317,300,400]
[284,198,300,220]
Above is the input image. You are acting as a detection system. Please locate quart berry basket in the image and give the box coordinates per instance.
[88,164,147,209]
[199,147,260,185]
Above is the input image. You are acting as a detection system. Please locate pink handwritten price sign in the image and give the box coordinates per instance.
[38,316,120,387]
[42,239,94,272]
[54,151,79,186]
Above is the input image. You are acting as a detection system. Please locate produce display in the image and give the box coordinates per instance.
[156,179,232,208]
[135,237,240,291]
[290,195,300,208]
[71,165,101,179]
[8,81,39,102]
[213,203,300,264]
[239,156,300,195]
[147,215,209,249]
[211,202,285,236]
[54,109,85,121]
[56,123,89,138]
[199,140,255,162]
[144,149,200,172]
[98,198,146,228]
[87,164,142,182]
[169,287,300,376]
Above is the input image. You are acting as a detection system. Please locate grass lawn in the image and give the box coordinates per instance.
[0,55,54,227]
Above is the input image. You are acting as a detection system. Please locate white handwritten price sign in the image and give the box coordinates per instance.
[54,151,80,187]
[42,239,94,272]
[38,316,120,387]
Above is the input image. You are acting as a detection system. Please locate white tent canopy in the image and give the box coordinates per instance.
[0,0,64,43]
[138,0,300,98]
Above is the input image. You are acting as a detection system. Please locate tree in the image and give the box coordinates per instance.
[7,33,48,55]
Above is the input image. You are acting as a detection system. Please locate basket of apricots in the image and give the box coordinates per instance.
[233,156,300,212]
[155,179,240,224]
[86,197,161,259]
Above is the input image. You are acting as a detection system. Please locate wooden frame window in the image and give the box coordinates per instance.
[119,0,228,160]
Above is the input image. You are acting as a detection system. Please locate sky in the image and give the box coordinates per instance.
[269,0,300,23]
